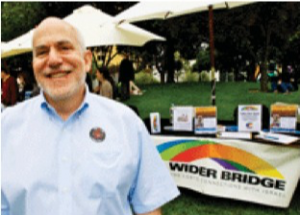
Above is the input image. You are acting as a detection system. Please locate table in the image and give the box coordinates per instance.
[152,135,300,208]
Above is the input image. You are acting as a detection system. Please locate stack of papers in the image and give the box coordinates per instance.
[218,132,252,140]
[256,131,299,145]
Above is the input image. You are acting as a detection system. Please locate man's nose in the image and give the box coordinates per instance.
[48,48,62,68]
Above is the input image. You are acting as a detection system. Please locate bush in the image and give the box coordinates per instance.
[228,72,235,82]
[194,49,210,72]
[199,71,211,82]
[135,71,159,85]
[182,71,199,83]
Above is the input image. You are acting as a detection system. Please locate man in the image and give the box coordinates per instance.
[1,17,179,215]
[1,69,18,107]
[119,53,134,101]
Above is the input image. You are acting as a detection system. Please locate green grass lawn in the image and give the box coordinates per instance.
[162,186,300,215]
[124,82,299,121]
[123,82,300,215]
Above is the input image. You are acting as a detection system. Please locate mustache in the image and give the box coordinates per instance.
[42,67,73,76]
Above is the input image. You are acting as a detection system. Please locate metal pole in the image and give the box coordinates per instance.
[209,5,216,106]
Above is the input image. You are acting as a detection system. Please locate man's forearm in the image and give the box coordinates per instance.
[137,208,161,215]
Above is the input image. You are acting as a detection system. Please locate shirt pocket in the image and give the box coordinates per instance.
[72,138,123,199]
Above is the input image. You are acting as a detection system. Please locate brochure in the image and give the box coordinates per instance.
[218,132,252,140]
[173,106,194,131]
[256,131,299,145]
[238,105,262,132]
[270,105,298,133]
[150,112,161,134]
[194,106,217,134]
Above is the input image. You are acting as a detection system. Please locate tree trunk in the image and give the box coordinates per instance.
[165,39,175,83]
[160,71,166,83]
[154,55,165,84]
[260,27,271,92]
[260,61,268,92]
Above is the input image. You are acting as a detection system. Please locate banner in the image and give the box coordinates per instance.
[152,136,300,208]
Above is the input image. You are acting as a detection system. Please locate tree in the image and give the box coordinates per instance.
[212,2,300,91]
[1,2,47,41]
[194,48,210,73]
[2,1,300,88]
[134,12,209,83]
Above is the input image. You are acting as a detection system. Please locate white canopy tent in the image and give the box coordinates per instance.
[1,5,165,59]
[1,42,7,51]
[64,5,165,47]
[115,1,253,23]
[1,30,33,59]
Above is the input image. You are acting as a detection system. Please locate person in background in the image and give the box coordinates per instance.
[2,17,179,215]
[105,66,118,99]
[278,65,294,94]
[96,66,113,99]
[287,65,298,91]
[130,80,143,95]
[85,70,94,92]
[119,53,134,101]
[1,69,18,107]
[17,72,33,101]
[268,62,278,93]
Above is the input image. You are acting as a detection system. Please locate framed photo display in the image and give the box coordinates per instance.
[194,106,217,134]
[173,106,194,131]
[238,105,262,132]
[270,104,298,133]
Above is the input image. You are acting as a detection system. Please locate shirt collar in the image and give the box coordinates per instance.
[39,85,91,119]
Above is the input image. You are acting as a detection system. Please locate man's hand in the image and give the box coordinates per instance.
[137,208,161,215]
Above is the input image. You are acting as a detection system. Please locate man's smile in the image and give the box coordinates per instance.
[46,71,71,79]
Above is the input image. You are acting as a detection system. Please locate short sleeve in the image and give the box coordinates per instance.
[129,120,180,214]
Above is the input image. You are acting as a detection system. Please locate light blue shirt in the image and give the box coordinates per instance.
[1,89,179,215]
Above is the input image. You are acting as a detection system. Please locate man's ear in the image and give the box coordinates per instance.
[84,49,93,73]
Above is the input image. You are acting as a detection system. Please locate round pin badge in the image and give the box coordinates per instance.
[89,127,106,142]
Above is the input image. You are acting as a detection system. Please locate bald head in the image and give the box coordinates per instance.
[31,16,93,106]
[33,17,86,55]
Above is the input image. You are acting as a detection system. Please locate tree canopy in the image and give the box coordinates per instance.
[1,2,300,90]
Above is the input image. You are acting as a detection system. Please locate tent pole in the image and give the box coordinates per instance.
[209,5,216,106]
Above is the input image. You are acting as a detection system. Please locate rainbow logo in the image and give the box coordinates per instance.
[157,139,284,179]
[242,106,259,111]
[246,122,253,129]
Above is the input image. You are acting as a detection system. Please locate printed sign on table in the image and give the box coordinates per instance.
[173,106,194,131]
[194,106,217,134]
[270,105,297,133]
[152,135,300,208]
[238,105,262,132]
